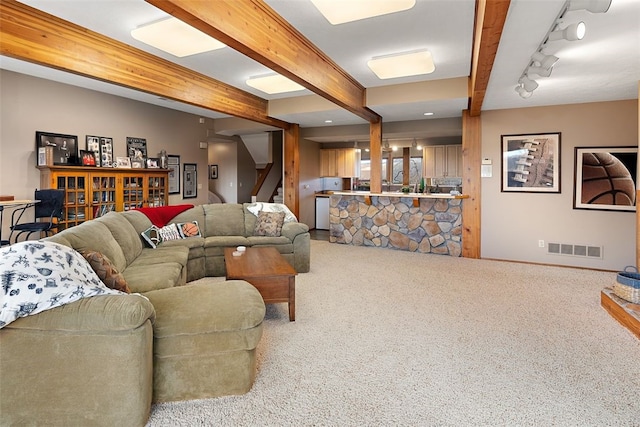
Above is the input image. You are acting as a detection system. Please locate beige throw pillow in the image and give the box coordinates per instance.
[253,210,286,237]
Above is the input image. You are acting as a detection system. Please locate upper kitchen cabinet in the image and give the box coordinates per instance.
[423,145,462,178]
[320,148,360,177]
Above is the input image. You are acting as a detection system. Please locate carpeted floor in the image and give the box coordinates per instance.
[147,240,640,426]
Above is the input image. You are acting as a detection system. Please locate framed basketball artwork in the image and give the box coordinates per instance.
[573,146,637,212]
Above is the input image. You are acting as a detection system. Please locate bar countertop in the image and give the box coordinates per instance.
[329,190,469,199]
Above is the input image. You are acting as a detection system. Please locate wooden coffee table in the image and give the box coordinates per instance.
[224,247,297,321]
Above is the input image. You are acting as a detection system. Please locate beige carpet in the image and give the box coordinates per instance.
[147,240,640,426]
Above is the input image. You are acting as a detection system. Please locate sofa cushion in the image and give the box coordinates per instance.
[82,250,131,293]
[120,210,154,234]
[44,220,128,273]
[171,206,206,231]
[204,236,251,257]
[123,262,185,294]
[203,204,246,237]
[145,280,265,351]
[253,210,285,237]
[96,212,144,266]
[246,236,293,253]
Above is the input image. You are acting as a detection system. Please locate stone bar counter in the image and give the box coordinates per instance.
[329,191,469,256]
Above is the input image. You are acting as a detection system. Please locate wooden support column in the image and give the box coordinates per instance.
[461,110,481,258]
[369,121,382,193]
[283,124,300,219]
[403,147,411,186]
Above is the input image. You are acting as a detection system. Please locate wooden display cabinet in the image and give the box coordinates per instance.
[39,166,169,231]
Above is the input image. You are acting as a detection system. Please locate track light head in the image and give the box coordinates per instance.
[519,76,539,92]
[567,0,612,13]
[548,21,586,41]
[515,84,533,99]
[527,66,553,78]
[531,52,559,70]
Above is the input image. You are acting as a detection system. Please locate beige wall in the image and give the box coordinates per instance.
[0,70,210,236]
[481,100,638,270]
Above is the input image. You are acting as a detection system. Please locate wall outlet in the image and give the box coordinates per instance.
[538,240,545,248]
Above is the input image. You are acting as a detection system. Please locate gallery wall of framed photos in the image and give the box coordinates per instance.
[37,132,166,172]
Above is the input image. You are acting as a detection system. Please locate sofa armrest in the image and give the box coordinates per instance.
[280,221,310,242]
[4,294,155,332]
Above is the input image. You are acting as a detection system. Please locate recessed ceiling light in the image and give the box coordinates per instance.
[131,17,225,58]
[245,74,305,95]
[423,112,434,116]
[310,0,416,25]
[324,120,333,123]
[367,50,435,80]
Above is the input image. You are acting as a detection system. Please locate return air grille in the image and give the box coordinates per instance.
[548,242,602,259]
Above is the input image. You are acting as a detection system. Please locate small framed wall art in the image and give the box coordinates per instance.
[79,150,96,166]
[126,137,147,160]
[99,137,113,167]
[501,132,561,193]
[86,135,101,166]
[210,164,218,179]
[167,154,180,194]
[573,146,637,212]
[183,163,197,199]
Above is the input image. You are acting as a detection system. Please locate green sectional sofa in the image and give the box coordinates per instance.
[0,203,310,426]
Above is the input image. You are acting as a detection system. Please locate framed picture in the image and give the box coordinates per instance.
[183,163,197,199]
[574,146,637,212]
[210,164,218,179]
[168,154,180,194]
[80,150,96,166]
[100,137,113,167]
[126,137,147,160]
[115,156,132,168]
[501,132,561,193]
[36,131,78,165]
[146,158,160,168]
[86,135,101,166]
[130,158,145,169]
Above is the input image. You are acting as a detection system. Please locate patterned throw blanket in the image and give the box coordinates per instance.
[0,241,123,328]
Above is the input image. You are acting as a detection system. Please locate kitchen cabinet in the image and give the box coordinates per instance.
[423,145,462,178]
[320,148,360,177]
[39,166,169,231]
[320,149,338,177]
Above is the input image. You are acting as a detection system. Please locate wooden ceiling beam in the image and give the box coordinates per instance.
[0,0,290,130]
[469,0,511,116]
[145,0,381,124]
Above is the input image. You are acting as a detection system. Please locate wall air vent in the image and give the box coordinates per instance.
[548,242,602,259]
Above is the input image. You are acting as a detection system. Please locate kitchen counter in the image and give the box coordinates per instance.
[329,190,468,199]
[328,192,468,256]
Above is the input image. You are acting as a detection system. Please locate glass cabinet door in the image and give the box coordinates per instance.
[56,173,88,229]
[122,175,144,211]
[90,173,117,218]
[146,174,167,207]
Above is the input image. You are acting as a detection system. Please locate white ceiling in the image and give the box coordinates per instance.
[2,0,639,140]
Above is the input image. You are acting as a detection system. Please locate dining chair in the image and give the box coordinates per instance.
[10,189,65,243]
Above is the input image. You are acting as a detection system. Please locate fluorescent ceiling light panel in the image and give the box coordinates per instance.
[246,74,305,94]
[310,0,415,25]
[367,50,435,80]
[131,17,225,58]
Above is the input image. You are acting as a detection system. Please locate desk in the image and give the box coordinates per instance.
[0,200,39,247]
